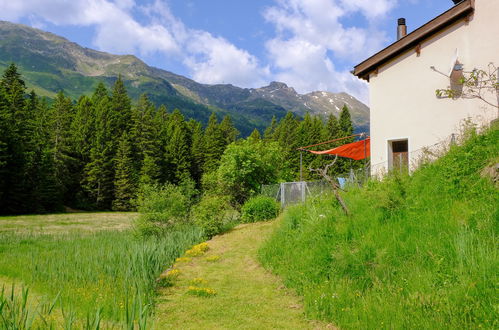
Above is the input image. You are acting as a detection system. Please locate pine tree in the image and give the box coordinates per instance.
[0,63,29,213]
[166,110,192,184]
[188,119,205,185]
[110,76,132,137]
[130,95,162,186]
[203,113,225,173]
[71,96,95,161]
[325,113,340,141]
[248,128,262,143]
[219,115,239,145]
[339,105,354,140]
[29,95,62,212]
[49,91,75,198]
[274,112,300,179]
[264,115,277,140]
[112,132,136,211]
[83,87,115,209]
[337,105,356,175]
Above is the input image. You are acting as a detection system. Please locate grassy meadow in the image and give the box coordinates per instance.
[0,213,203,328]
[259,127,498,329]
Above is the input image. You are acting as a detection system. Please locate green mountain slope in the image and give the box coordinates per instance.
[0,20,369,135]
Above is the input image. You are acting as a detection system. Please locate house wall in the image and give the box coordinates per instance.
[369,0,498,175]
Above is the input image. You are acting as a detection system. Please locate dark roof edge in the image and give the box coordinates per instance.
[353,0,474,81]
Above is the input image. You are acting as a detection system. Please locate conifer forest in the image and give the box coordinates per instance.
[0,63,359,215]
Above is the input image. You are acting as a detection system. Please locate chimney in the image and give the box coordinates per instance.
[397,18,407,40]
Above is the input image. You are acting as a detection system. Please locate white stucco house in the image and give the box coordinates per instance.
[353,0,498,175]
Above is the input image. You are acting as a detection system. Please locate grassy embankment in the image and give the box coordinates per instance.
[259,127,498,329]
[0,212,203,328]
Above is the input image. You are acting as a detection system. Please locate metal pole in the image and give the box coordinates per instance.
[300,151,303,182]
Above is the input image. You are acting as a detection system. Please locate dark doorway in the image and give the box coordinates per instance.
[389,139,408,172]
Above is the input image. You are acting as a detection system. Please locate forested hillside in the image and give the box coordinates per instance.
[0,64,360,215]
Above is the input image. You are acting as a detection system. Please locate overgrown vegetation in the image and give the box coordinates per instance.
[259,127,498,329]
[241,195,280,223]
[0,220,203,327]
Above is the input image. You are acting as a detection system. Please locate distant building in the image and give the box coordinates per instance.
[353,0,498,175]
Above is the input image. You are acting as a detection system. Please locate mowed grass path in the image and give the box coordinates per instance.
[155,220,329,329]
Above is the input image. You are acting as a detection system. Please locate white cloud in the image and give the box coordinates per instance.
[184,31,269,87]
[263,0,397,104]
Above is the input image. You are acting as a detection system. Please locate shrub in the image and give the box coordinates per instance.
[241,195,280,223]
[216,140,287,205]
[191,195,239,238]
[134,184,191,236]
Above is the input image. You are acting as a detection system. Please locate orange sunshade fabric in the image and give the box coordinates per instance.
[307,138,370,160]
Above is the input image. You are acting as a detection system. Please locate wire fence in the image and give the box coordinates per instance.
[261,167,369,207]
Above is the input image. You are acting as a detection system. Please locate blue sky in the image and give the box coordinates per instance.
[0,0,454,104]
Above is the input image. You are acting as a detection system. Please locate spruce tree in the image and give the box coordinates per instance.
[274,112,300,179]
[249,128,262,143]
[112,132,136,211]
[131,94,161,185]
[110,76,132,137]
[264,115,277,140]
[339,105,354,140]
[188,119,205,185]
[219,115,239,145]
[50,91,75,198]
[83,87,115,209]
[0,63,29,213]
[337,105,355,175]
[325,113,340,141]
[203,113,225,173]
[166,110,192,184]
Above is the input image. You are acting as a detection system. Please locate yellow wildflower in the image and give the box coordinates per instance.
[205,255,220,262]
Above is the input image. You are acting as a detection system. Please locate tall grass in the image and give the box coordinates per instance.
[0,226,203,327]
[259,128,498,329]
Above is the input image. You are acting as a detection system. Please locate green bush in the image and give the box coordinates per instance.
[216,140,287,205]
[241,195,280,223]
[135,184,190,236]
[192,195,239,238]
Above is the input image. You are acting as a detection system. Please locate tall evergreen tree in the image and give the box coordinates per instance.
[273,112,300,179]
[219,115,239,145]
[166,110,192,184]
[112,132,136,211]
[110,76,132,137]
[264,115,277,140]
[203,113,225,173]
[325,113,340,141]
[188,119,205,185]
[0,63,29,213]
[49,91,75,198]
[83,87,115,209]
[132,94,162,186]
[248,128,262,143]
[339,105,354,140]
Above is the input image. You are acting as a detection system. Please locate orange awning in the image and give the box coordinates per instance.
[307,138,370,160]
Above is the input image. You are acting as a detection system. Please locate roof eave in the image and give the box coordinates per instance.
[353,0,475,81]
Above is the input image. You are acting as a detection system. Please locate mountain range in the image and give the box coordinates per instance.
[0,21,369,136]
